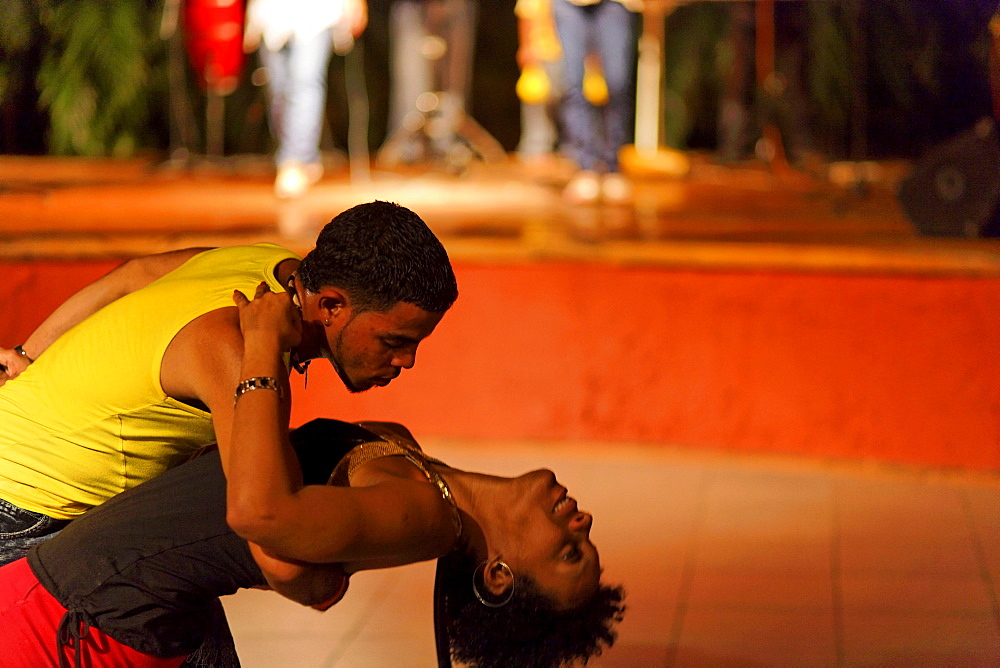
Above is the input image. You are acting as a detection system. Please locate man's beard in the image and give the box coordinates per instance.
[329,329,370,394]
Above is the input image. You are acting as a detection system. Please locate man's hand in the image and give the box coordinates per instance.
[233,282,302,353]
[0,347,30,386]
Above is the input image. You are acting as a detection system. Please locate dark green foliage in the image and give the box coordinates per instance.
[0,0,996,158]
[36,2,151,155]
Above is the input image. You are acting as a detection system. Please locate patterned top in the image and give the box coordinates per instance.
[330,421,463,542]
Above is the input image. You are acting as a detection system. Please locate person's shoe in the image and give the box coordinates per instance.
[303,161,324,185]
[563,170,601,205]
[274,162,309,199]
[601,173,633,206]
[274,161,323,199]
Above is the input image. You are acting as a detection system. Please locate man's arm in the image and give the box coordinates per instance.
[222,287,455,566]
[0,247,210,384]
[158,305,251,480]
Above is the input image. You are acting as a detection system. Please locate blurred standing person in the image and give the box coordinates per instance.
[554,0,641,206]
[245,0,368,198]
[384,0,477,163]
[716,1,816,168]
[515,0,565,173]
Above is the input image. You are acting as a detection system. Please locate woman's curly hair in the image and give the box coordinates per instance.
[433,547,625,668]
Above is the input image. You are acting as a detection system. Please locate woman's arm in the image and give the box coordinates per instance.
[0,247,209,382]
[248,542,349,609]
[225,285,455,566]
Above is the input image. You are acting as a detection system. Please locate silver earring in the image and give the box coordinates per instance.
[472,560,515,608]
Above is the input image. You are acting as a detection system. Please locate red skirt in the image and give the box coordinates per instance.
[0,557,187,667]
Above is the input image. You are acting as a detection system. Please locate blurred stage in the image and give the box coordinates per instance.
[2,154,999,471]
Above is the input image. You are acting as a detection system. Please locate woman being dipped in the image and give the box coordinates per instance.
[231,283,625,666]
[0,283,624,667]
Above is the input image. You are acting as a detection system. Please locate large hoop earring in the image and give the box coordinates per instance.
[472,560,515,608]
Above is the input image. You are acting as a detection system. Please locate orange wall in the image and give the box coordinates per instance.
[4,260,999,470]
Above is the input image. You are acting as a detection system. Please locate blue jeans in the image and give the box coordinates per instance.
[553,0,636,172]
[0,498,68,566]
[260,28,334,167]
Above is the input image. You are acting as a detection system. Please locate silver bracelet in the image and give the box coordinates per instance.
[234,376,283,405]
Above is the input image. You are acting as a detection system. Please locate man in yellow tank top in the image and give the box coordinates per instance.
[0,201,458,566]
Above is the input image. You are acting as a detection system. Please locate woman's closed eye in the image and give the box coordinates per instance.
[562,544,583,562]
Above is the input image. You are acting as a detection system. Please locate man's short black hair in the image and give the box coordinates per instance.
[297,201,458,313]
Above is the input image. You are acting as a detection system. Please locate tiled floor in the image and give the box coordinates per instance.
[222,438,1000,667]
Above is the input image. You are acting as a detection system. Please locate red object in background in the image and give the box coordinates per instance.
[184,0,245,95]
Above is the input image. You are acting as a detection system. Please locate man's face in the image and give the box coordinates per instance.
[326,302,444,393]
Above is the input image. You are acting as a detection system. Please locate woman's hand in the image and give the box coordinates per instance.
[233,282,301,353]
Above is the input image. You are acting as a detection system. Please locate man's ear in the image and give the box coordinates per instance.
[483,558,514,598]
[315,288,349,324]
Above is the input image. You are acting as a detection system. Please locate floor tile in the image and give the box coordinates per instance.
[840,574,995,614]
[838,534,982,577]
[964,485,1000,531]
[834,478,971,541]
[610,573,683,645]
[590,642,670,667]
[671,609,838,667]
[694,535,833,576]
[975,525,1000,583]
[842,612,1000,666]
[686,571,833,611]
[701,474,834,545]
[329,638,438,668]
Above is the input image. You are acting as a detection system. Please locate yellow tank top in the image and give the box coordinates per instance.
[0,243,299,519]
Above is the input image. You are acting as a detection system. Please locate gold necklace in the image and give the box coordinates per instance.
[407,454,463,542]
[331,438,463,542]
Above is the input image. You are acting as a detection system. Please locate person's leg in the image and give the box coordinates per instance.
[389,0,433,135]
[267,29,333,198]
[519,99,557,157]
[277,28,334,168]
[544,57,566,154]
[0,499,68,566]
[0,557,186,667]
[774,3,813,165]
[553,0,597,172]
[717,2,755,162]
[259,43,289,159]
[592,0,636,203]
[592,0,635,174]
[554,0,602,203]
[0,557,71,665]
[435,0,477,149]
[552,0,599,170]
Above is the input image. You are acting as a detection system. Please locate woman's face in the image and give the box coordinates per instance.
[492,469,602,610]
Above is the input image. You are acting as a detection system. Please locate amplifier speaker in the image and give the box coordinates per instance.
[897,118,1000,238]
